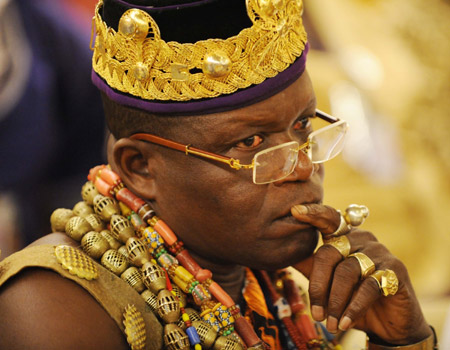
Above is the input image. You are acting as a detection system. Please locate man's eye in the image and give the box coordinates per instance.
[293,117,311,131]
[236,135,263,148]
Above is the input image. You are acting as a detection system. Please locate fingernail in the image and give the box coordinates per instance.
[326,316,338,333]
[311,305,324,321]
[292,205,308,215]
[338,316,352,331]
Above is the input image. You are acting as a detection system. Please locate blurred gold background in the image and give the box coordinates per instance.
[304,0,450,339]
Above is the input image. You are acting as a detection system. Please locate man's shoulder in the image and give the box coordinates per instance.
[0,267,129,349]
[0,233,128,349]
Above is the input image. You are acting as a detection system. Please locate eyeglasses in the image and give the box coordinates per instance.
[130,109,348,185]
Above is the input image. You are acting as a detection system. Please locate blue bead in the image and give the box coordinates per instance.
[186,326,201,345]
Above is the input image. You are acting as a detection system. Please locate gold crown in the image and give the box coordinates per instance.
[91,0,306,102]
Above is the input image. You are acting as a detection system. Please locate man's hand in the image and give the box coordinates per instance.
[291,204,432,344]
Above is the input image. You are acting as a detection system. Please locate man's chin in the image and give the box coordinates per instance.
[242,235,319,271]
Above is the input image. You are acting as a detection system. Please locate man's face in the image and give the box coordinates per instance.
[148,72,323,270]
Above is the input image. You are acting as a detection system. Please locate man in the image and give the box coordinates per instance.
[0,0,437,349]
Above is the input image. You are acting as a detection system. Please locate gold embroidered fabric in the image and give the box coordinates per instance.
[123,304,147,350]
[92,0,307,101]
[54,245,98,280]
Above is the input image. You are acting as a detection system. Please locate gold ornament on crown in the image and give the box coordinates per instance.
[91,0,307,102]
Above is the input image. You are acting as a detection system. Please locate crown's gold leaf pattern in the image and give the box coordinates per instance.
[123,304,146,350]
[54,245,98,280]
[92,0,306,102]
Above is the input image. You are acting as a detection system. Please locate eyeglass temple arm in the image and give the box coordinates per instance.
[316,109,339,123]
[130,133,253,170]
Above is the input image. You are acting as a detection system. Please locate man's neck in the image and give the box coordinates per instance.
[188,251,246,303]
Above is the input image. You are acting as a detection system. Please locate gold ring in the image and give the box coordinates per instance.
[328,204,370,238]
[344,204,369,226]
[323,235,351,258]
[328,212,352,237]
[370,269,399,296]
[348,252,375,279]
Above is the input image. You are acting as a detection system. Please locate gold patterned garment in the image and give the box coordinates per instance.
[0,244,163,350]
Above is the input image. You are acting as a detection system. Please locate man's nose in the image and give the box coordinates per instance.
[272,150,315,186]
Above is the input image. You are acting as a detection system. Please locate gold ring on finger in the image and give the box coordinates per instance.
[328,212,352,237]
[348,252,375,279]
[323,235,351,258]
[369,269,399,296]
[328,204,370,238]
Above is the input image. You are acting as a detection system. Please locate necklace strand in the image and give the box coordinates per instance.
[55,164,265,350]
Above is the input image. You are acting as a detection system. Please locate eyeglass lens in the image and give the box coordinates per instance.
[253,121,347,184]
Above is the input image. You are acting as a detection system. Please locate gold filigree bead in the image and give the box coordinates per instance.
[110,214,136,244]
[121,267,145,293]
[50,208,74,232]
[93,194,120,221]
[127,237,150,267]
[101,229,121,250]
[192,320,218,349]
[213,335,244,350]
[164,324,189,350]
[202,51,231,78]
[73,201,94,217]
[65,216,92,241]
[123,304,146,350]
[141,289,158,313]
[118,245,130,261]
[178,308,201,330]
[133,62,149,81]
[84,213,105,232]
[119,9,149,40]
[141,261,167,294]
[54,245,98,280]
[157,289,180,323]
[81,231,110,259]
[101,249,129,275]
[81,181,99,205]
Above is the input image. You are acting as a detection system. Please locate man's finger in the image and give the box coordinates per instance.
[291,204,341,235]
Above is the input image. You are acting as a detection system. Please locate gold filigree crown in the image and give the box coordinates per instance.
[91,0,307,102]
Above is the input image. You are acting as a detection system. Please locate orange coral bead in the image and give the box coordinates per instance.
[294,313,318,341]
[99,167,121,186]
[95,177,114,197]
[153,219,178,245]
[116,188,146,212]
[208,282,234,308]
[234,317,262,348]
[88,165,105,182]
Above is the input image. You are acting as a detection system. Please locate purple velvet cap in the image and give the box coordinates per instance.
[92,0,309,116]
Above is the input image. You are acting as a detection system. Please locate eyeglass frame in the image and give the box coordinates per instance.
[130,109,343,179]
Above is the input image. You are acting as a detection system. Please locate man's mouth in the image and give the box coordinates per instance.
[276,212,312,228]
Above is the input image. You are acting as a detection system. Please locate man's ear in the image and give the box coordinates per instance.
[109,136,157,200]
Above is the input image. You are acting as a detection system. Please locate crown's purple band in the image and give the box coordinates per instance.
[92,43,309,116]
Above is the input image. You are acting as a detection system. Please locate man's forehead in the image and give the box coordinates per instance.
[199,74,315,127]
[176,74,317,144]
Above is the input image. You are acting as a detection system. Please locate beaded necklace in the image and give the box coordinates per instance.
[51,164,339,350]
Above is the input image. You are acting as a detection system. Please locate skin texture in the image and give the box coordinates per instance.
[0,72,432,347]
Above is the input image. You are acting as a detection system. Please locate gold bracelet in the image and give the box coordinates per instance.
[369,331,437,350]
